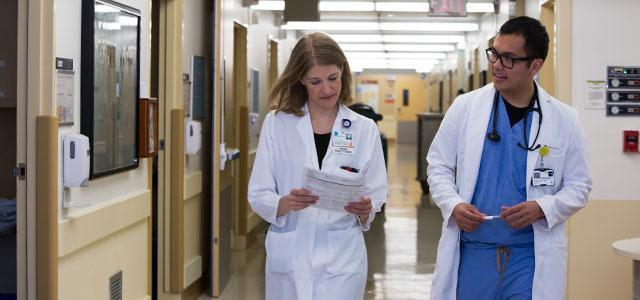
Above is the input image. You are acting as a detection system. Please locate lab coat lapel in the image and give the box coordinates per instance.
[462,86,494,201]
[321,105,357,170]
[297,104,320,170]
[525,83,550,197]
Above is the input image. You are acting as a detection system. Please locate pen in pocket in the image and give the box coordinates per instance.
[340,166,359,173]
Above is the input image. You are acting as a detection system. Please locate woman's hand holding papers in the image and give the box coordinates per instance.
[277,188,319,217]
[345,196,373,223]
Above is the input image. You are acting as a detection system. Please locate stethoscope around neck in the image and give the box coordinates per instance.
[486,84,543,152]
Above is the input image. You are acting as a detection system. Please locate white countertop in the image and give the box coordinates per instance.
[612,237,640,260]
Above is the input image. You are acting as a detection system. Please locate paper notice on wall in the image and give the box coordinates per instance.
[56,70,75,126]
[384,92,395,104]
[357,84,379,112]
[585,80,605,109]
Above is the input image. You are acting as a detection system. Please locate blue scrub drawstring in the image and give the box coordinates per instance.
[496,246,512,282]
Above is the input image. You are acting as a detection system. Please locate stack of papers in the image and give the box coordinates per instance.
[302,167,365,211]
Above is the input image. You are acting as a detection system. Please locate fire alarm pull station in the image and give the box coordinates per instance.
[623,130,639,152]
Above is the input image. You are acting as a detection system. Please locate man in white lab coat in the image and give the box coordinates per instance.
[427,16,592,300]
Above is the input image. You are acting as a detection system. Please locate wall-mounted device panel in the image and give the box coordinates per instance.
[607,91,640,102]
[607,105,640,116]
[185,120,202,155]
[607,66,640,116]
[64,133,90,187]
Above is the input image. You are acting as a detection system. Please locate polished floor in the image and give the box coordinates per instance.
[200,141,442,300]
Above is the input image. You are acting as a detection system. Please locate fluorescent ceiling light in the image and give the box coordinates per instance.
[380,22,479,31]
[341,44,386,51]
[331,34,383,43]
[345,52,387,59]
[345,52,446,59]
[251,1,284,10]
[375,2,429,12]
[382,34,465,43]
[385,44,455,51]
[341,43,455,52]
[251,1,494,13]
[348,58,437,72]
[283,22,477,32]
[386,52,446,59]
[281,22,380,31]
[340,44,456,52]
[467,3,495,13]
[332,34,465,44]
[319,2,374,11]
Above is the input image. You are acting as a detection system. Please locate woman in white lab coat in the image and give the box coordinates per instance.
[248,32,387,300]
[427,83,592,300]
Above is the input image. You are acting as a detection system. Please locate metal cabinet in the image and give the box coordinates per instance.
[416,113,444,194]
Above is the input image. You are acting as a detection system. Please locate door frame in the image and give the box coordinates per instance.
[16,0,28,297]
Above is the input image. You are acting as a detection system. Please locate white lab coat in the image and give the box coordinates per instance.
[427,83,592,300]
[248,104,388,300]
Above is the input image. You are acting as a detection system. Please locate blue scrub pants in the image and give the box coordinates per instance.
[457,242,535,300]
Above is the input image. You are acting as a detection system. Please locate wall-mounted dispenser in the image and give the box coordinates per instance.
[63,133,90,187]
[185,120,202,155]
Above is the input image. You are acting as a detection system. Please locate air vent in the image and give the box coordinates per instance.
[109,271,123,300]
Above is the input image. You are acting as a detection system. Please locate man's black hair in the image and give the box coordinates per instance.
[498,16,549,61]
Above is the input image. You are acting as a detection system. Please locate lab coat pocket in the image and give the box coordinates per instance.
[326,226,366,275]
[533,147,566,194]
[265,230,296,274]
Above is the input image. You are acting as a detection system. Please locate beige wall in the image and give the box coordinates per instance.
[354,72,429,140]
[58,191,151,299]
[566,0,640,298]
[53,0,152,298]
[567,200,640,300]
[59,219,149,300]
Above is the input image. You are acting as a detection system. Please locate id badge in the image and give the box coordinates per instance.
[332,131,354,154]
[532,168,555,187]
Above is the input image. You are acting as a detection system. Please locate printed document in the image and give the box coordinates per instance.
[302,167,365,211]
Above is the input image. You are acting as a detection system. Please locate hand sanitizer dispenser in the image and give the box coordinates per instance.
[185,120,202,155]
[63,133,90,187]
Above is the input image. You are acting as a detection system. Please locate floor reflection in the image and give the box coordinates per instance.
[202,142,442,300]
[364,142,442,300]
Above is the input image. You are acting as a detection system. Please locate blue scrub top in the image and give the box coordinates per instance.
[461,95,534,246]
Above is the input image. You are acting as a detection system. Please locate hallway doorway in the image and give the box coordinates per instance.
[0,0,21,298]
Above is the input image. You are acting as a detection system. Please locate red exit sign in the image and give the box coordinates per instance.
[429,0,467,17]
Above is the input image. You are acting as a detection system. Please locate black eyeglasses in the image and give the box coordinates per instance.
[486,48,534,69]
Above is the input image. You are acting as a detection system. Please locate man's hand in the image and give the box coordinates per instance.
[500,201,545,229]
[452,203,486,232]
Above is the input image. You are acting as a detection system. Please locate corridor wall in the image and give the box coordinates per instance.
[566,0,640,299]
[54,0,152,299]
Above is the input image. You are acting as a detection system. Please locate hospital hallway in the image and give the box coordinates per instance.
[199,141,443,300]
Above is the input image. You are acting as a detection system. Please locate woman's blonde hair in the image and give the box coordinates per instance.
[269,32,353,116]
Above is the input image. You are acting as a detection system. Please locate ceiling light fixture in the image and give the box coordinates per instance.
[380,22,479,31]
[345,52,446,60]
[281,21,380,31]
[282,22,478,32]
[250,1,495,13]
[331,34,465,44]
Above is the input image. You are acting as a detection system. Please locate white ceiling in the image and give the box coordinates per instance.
[251,0,498,72]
